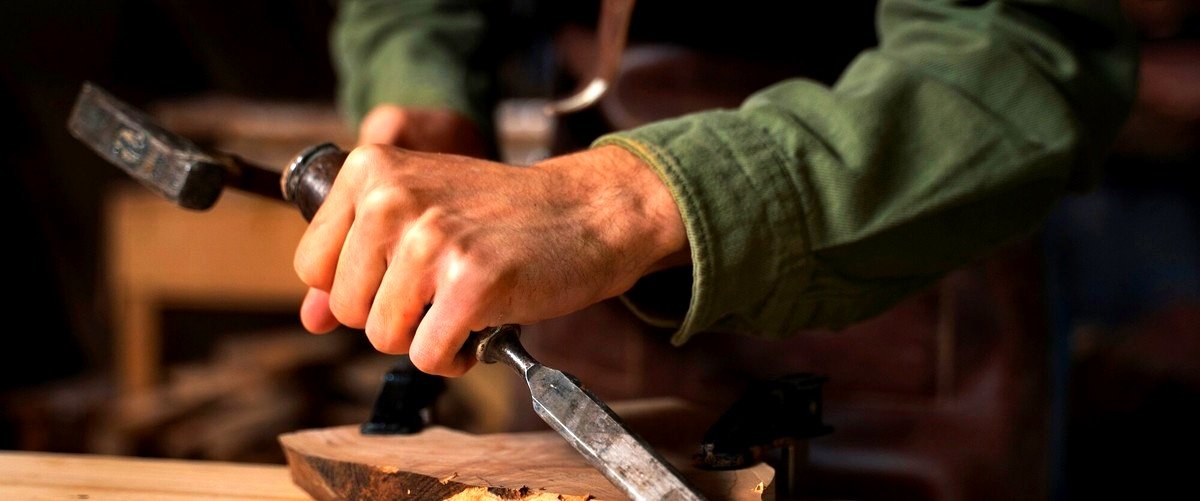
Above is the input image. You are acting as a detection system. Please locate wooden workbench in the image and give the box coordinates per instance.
[0,451,308,500]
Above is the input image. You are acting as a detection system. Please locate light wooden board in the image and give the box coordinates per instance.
[280,425,774,500]
[0,451,307,500]
[106,187,311,393]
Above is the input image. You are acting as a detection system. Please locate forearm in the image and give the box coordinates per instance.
[537,146,691,277]
[599,0,1138,343]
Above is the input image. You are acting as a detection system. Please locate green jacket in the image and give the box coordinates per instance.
[333,0,1137,345]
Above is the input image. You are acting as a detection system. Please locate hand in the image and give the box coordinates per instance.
[298,104,491,339]
[294,145,688,376]
[356,104,488,156]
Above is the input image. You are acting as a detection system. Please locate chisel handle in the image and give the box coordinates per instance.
[281,143,348,222]
[280,142,521,364]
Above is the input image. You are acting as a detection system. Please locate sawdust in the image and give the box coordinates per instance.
[375,465,400,474]
[444,487,491,500]
[443,486,596,500]
[439,472,460,485]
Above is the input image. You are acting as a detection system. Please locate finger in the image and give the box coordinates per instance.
[363,214,446,354]
[300,288,340,334]
[363,254,434,355]
[327,222,389,328]
[293,147,374,290]
[408,271,492,377]
[409,300,479,377]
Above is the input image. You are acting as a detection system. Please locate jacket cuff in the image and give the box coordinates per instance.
[593,112,808,345]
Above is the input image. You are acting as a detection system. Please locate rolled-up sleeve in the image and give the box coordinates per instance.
[597,0,1137,344]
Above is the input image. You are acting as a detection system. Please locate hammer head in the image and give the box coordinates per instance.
[68,82,228,210]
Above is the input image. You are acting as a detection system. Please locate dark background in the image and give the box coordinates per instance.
[0,0,338,390]
[1,1,1198,499]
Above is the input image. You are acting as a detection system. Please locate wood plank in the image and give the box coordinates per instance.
[0,451,307,500]
[106,186,311,392]
[280,425,774,500]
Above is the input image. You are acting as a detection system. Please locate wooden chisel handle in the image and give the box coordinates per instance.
[281,143,348,222]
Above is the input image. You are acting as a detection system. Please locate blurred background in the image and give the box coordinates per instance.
[0,1,1196,499]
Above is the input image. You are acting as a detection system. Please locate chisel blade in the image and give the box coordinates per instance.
[475,326,705,499]
[526,365,704,500]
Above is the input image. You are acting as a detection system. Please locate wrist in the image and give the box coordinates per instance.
[535,145,690,285]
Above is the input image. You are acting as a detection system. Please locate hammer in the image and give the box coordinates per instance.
[65,82,332,215]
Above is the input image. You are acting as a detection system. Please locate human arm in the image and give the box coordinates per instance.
[599,0,1139,344]
[298,0,1138,374]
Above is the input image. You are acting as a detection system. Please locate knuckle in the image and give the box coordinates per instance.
[365,322,409,355]
[358,185,412,219]
[405,212,452,258]
[293,250,332,290]
[346,144,390,168]
[407,344,443,374]
[443,242,476,272]
[327,292,367,328]
[388,215,455,276]
[446,247,506,292]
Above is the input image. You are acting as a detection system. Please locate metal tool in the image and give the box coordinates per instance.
[360,357,446,435]
[696,373,833,497]
[498,0,636,165]
[68,83,704,501]
[68,83,284,210]
[472,325,702,500]
[546,0,637,115]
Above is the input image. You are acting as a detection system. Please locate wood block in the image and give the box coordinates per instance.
[280,425,774,500]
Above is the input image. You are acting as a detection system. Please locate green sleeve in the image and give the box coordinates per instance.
[596,0,1137,344]
[331,0,495,129]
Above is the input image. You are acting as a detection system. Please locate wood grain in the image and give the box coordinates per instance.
[0,451,307,500]
[280,425,774,500]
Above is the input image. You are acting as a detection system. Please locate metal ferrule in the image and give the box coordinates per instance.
[281,142,340,202]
